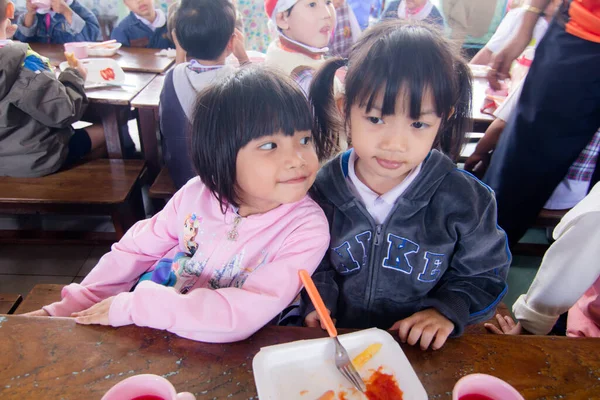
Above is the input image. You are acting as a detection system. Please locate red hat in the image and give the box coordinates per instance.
[264,0,299,19]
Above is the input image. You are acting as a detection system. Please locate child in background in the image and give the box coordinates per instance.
[486,182,600,338]
[303,21,510,350]
[0,0,105,177]
[14,0,100,43]
[24,66,330,344]
[470,0,560,65]
[329,0,361,58]
[110,0,173,49]
[159,0,249,188]
[381,0,444,28]
[264,0,335,91]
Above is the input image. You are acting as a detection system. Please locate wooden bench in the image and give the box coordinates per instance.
[0,294,23,315]
[149,166,176,201]
[0,159,146,244]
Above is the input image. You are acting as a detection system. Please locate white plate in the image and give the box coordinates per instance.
[468,64,490,78]
[252,328,427,400]
[59,58,125,89]
[87,43,122,57]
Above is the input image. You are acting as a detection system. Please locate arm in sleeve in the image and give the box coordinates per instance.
[67,1,100,41]
[108,214,330,343]
[14,68,88,129]
[15,13,37,40]
[421,195,511,336]
[110,23,130,46]
[513,213,600,335]
[42,181,190,317]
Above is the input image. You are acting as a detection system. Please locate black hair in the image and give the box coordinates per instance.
[310,20,472,161]
[174,0,236,60]
[190,65,316,212]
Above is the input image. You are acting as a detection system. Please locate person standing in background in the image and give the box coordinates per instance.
[441,0,508,57]
[483,0,600,246]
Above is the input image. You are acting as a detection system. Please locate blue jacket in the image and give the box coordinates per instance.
[14,1,100,44]
[111,12,173,49]
[301,150,510,335]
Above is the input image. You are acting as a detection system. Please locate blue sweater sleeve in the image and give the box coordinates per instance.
[69,1,101,41]
[110,22,130,46]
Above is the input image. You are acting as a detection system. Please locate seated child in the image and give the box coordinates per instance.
[159,0,249,189]
[381,0,444,28]
[485,182,600,337]
[111,0,173,49]
[302,21,510,350]
[25,66,331,344]
[264,0,336,91]
[0,0,104,177]
[14,0,100,43]
[470,0,560,65]
[329,0,361,59]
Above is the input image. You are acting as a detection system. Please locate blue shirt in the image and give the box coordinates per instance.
[111,12,173,49]
[14,0,100,44]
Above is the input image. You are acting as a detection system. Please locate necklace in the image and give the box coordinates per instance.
[227,216,243,241]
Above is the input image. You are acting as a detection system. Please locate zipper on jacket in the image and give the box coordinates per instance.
[373,225,383,246]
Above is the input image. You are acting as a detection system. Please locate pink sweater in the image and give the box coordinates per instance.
[44,177,330,342]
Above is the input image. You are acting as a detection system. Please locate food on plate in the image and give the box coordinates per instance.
[64,52,78,68]
[316,390,335,400]
[365,368,403,400]
[352,343,383,370]
[100,67,116,81]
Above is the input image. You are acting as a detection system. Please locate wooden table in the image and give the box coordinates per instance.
[29,43,175,74]
[131,74,167,177]
[0,316,598,400]
[85,72,156,158]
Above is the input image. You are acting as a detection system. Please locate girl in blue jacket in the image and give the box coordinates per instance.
[302,20,511,351]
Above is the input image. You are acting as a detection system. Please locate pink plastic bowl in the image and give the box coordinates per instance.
[453,373,524,400]
[64,42,88,59]
[101,374,196,400]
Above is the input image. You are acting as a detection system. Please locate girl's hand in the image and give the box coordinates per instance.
[23,309,50,317]
[391,308,454,351]
[304,309,334,330]
[25,0,38,15]
[484,314,523,335]
[72,296,115,325]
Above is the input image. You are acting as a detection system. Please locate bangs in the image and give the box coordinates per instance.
[346,23,457,120]
[214,66,312,147]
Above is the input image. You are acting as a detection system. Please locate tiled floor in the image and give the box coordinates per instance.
[0,244,112,297]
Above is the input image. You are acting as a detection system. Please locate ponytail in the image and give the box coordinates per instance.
[437,60,472,162]
[309,58,348,161]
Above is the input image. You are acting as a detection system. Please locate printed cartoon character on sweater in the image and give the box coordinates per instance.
[183,213,201,255]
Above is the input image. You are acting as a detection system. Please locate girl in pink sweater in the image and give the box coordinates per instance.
[25,66,330,343]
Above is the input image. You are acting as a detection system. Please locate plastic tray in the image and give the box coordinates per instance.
[252,328,427,399]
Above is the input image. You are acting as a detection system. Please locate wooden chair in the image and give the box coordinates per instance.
[0,159,146,244]
[149,166,176,203]
[0,294,23,315]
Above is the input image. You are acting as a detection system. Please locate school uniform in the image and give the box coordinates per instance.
[111,10,173,49]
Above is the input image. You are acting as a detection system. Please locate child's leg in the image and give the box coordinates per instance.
[85,123,106,151]
[63,125,105,166]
